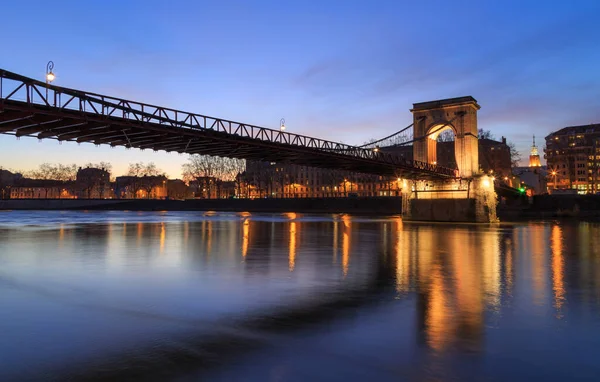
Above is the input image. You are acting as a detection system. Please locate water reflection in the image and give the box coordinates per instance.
[382,221,600,355]
[159,222,166,253]
[502,235,514,295]
[333,220,339,264]
[242,219,249,258]
[531,225,548,306]
[2,212,600,381]
[551,225,565,316]
[342,215,351,277]
[289,221,296,272]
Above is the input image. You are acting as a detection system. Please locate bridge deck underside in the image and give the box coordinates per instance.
[0,101,449,180]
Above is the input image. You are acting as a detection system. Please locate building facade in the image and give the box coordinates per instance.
[433,138,512,178]
[115,175,168,199]
[243,161,398,199]
[75,167,112,199]
[167,179,192,200]
[10,179,75,199]
[545,124,600,194]
[188,177,233,199]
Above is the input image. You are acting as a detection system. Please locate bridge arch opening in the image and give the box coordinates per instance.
[426,123,458,169]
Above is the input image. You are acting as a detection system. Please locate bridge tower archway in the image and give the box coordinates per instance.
[411,96,480,178]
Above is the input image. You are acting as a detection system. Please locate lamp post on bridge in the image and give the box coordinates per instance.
[45,61,55,103]
[280,118,286,132]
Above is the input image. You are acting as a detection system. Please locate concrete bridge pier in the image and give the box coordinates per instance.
[401,175,497,223]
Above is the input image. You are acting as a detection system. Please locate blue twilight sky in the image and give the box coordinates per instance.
[1,0,600,178]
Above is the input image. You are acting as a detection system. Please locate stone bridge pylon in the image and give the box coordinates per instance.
[401,96,497,223]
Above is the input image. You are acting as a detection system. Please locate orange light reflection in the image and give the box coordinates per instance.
[159,222,165,253]
[289,221,297,272]
[242,219,249,258]
[342,215,351,277]
[551,225,565,315]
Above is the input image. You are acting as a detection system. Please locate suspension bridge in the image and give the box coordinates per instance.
[0,68,501,222]
[0,68,462,180]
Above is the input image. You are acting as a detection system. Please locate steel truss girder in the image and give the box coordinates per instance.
[0,68,457,179]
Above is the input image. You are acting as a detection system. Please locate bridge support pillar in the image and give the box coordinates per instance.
[401,175,497,223]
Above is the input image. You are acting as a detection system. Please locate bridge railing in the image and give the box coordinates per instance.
[0,69,456,178]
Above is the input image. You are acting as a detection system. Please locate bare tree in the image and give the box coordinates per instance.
[437,130,455,142]
[27,163,76,198]
[55,164,78,182]
[84,162,113,173]
[81,162,112,198]
[127,162,165,199]
[507,142,522,168]
[182,156,217,198]
[128,162,162,177]
[182,155,245,198]
[392,132,414,146]
[28,163,58,180]
[224,158,246,181]
[478,129,495,140]
[221,158,245,198]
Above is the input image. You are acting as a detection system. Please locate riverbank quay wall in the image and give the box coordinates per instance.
[0,197,403,215]
[2,195,600,220]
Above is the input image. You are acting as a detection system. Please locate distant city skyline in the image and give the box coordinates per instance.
[2,0,600,178]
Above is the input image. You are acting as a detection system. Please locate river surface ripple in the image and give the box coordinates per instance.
[0,211,599,381]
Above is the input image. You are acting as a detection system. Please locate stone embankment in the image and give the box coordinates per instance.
[0,197,403,215]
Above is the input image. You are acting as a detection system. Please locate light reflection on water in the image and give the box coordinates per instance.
[0,211,599,381]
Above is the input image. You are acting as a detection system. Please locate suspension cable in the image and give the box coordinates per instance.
[388,114,462,147]
[357,121,415,148]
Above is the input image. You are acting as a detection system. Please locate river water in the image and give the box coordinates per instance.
[0,211,599,381]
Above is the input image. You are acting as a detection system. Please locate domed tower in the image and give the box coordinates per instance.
[529,135,542,168]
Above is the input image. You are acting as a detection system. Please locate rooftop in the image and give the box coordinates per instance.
[545,123,600,139]
[411,96,480,112]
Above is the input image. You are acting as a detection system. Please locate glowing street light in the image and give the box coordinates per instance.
[373,145,380,153]
[46,62,55,82]
[280,118,286,131]
[45,61,55,102]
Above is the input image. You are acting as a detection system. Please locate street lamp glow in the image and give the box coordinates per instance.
[46,61,55,83]
[373,145,380,152]
[280,118,286,131]
[482,176,491,188]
